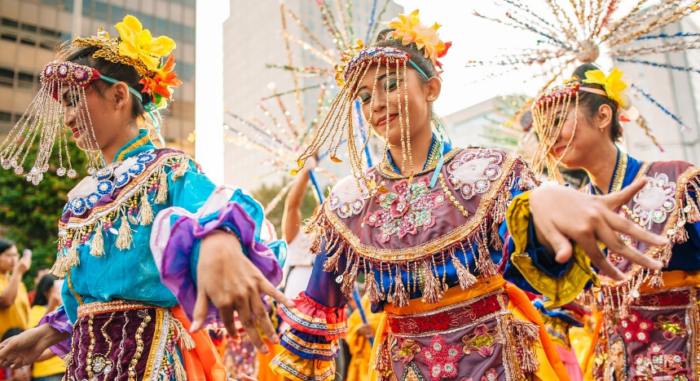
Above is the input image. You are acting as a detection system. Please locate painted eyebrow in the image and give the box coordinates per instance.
[357,72,397,92]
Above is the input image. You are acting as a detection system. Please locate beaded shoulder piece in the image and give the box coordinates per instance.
[52,148,194,277]
[599,161,700,314]
[305,147,537,306]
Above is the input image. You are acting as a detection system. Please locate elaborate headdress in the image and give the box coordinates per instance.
[0,15,181,184]
[531,66,657,181]
[295,10,451,191]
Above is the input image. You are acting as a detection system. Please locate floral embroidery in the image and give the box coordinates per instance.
[634,342,690,380]
[462,324,502,357]
[391,338,422,364]
[632,173,677,227]
[329,175,374,219]
[446,150,503,200]
[401,361,427,381]
[421,335,463,381]
[620,310,652,343]
[365,177,445,242]
[655,314,688,340]
[480,368,498,381]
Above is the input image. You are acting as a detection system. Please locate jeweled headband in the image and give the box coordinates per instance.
[0,15,181,184]
[296,10,450,193]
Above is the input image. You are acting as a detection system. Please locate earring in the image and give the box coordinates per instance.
[599,125,605,132]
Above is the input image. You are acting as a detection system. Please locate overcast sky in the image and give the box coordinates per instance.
[392,1,693,117]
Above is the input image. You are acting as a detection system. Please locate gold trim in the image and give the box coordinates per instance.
[142,307,165,381]
[77,300,151,318]
[610,152,628,193]
[66,271,84,305]
[322,153,518,261]
[376,148,462,179]
[115,134,152,162]
[60,152,184,228]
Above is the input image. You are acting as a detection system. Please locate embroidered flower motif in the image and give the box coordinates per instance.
[365,177,445,242]
[462,324,502,357]
[655,314,688,340]
[632,173,677,227]
[634,343,690,379]
[115,15,176,71]
[329,175,373,219]
[480,368,498,381]
[391,338,422,364]
[620,310,653,344]
[421,335,463,381]
[446,150,503,200]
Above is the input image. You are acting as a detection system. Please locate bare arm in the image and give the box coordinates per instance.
[282,163,314,243]
[0,257,30,309]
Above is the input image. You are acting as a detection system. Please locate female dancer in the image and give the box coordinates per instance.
[269,10,665,381]
[0,15,290,380]
[532,62,700,380]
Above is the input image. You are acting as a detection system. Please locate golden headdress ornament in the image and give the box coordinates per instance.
[385,10,452,65]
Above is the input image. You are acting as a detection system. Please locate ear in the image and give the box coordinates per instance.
[598,103,614,131]
[425,76,441,103]
[112,82,131,111]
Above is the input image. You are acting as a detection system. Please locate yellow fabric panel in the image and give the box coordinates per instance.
[346,295,382,381]
[507,191,599,308]
[0,273,30,339]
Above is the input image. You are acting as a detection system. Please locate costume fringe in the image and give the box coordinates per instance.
[116,215,133,250]
[452,253,477,290]
[422,263,443,304]
[90,223,105,257]
[392,272,409,307]
[511,319,540,373]
[138,189,154,225]
[155,170,169,204]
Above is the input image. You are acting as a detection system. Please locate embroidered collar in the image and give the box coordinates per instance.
[114,129,155,162]
[379,135,454,178]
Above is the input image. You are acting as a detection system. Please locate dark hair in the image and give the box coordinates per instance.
[373,28,437,80]
[32,273,57,307]
[1,327,23,342]
[58,43,148,120]
[572,63,622,141]
[0,239,14,255]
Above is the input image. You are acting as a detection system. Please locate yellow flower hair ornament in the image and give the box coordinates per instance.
[582,68,630,109]
[115,15,176,71]
[385,10,452,66]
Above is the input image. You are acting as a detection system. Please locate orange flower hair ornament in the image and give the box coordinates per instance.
[385,10,452,69]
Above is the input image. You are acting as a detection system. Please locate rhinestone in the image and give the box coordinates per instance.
[30,167,39,175]
[335,275,344,284]
[14,166,23,175]
[632,290,640,298]
[674,355,681,362]
[487,374,496,381]
[432,365,440,376]
[638,333,646,340]
[87,167,96,175]
[433,343,442,351]
[67,169,77,178]
[436,195,444,203]
[444,364,454,372]
[57,167,67,176]
[1,159,10,170]
[448,348,458,357]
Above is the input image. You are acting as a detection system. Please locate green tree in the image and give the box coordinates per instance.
[251,180,320,239]
[0,141,87,288]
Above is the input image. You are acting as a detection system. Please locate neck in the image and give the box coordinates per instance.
[583,141,619,194]
[387,124,434,175]
[102,125,140,165]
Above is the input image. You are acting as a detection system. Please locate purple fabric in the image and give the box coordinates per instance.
[160,201,283,327]
[38,308,73,358]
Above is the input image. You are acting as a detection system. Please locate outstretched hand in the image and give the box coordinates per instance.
[530,179,667,280]
[0,324,69,369]
[191,231,294,354]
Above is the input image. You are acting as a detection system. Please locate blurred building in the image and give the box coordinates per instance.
[0,0,196,154]
[223,0,402,189]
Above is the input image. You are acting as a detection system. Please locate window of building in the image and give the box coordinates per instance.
[41,0,58,5]
[82,0,93,16]
[17,72,35,88]
[60,32,72,42]
[39,42,55,50]
[156,18,168,36]
[1,18,19,28]
[0,68,13,87]
[21,24,37,33]
[95,1,108,21]
[20,38,35,46]
[0,111,12,123]
[40,28,58,37]
[58,0,74,12]
[184,26,195,44]
[111,6,126,23]
[0,34,17,42]
[182,63,194,81]
[13,114,23,123]
[141,15,154,29]
[170,23,181,40]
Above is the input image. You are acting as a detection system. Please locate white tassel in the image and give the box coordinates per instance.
[138,189,154,225]
[90,223,105,257]
[115,215,133,250]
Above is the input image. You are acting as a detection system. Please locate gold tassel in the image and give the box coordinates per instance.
[674,224,688,244]
[66,242,80,268]
[478,235,498,278]
[323,244,344,272]
[511,318,540,373]
[452,254,477,290]
[364,269,381,304]
[649,269,665,289]
[392,270,409,307]
[170,315,196,351]
[421,262,443,304]
[155,170,169,204]
[50,255,66,278]
[116,215,133,250]
[341,258,360,294]
[90,223,105,258]
[138,189,154,225]
[688,199,700,223]
[172,158,190,182]
[490,223,503,251]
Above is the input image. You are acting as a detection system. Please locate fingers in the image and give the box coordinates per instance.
[190,288,210,333]
[250,296,279,345]
[237,304,268,354]
[577,234,626,281]
[603,209,669,248]
[602,178,647,209]
[601,210,664,269]
[220,304,240,341]
[533,216,573,263]
[260,280,294,309]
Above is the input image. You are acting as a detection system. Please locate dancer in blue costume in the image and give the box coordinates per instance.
[0,16,290,381]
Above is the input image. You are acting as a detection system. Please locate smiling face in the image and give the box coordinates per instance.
[0,245,18,273]
[355,64,438,148]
